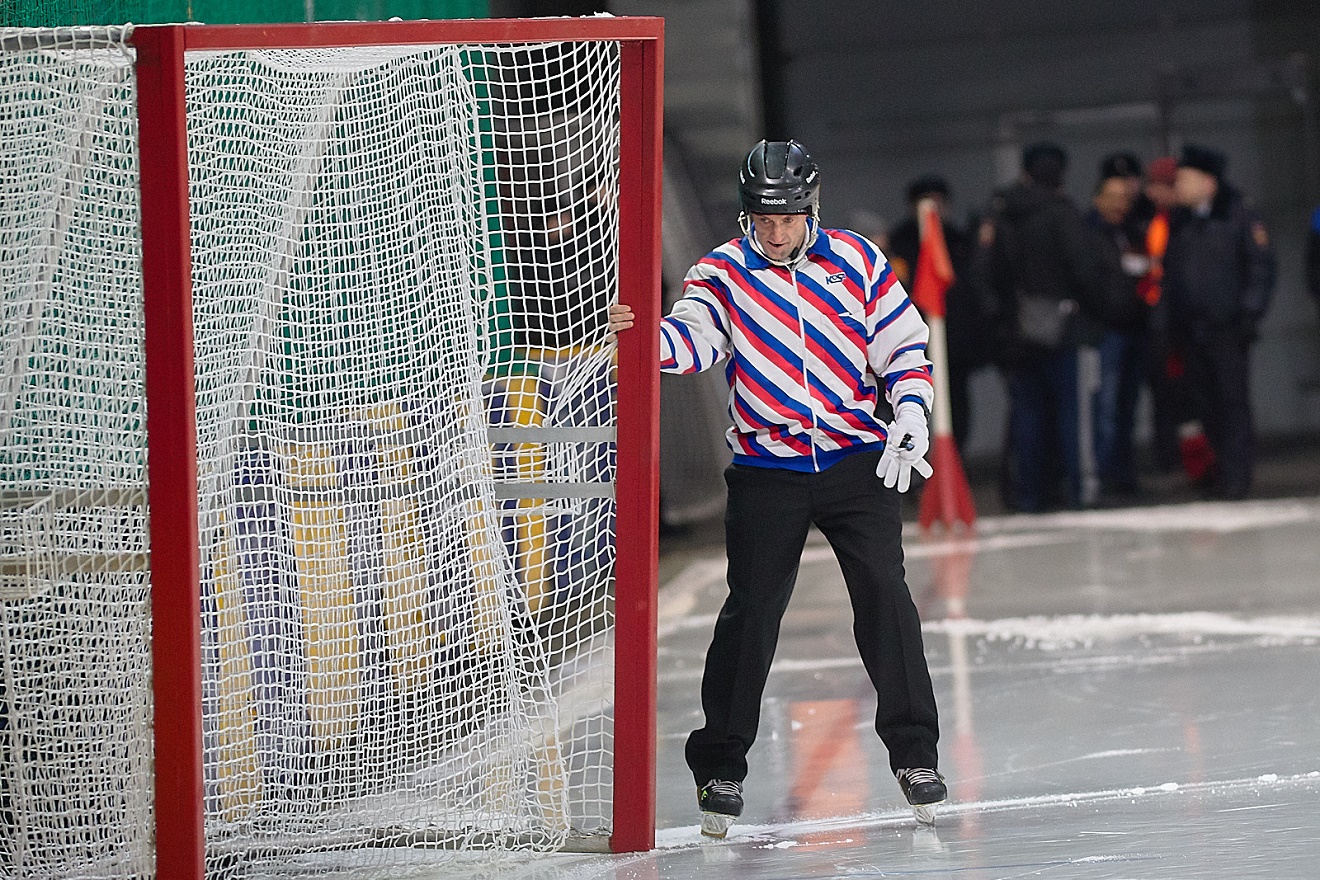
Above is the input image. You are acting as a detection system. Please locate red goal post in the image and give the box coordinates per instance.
[135,18,664,875]
[2,15,661,878]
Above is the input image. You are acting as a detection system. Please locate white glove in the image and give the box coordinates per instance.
[877,402,934,493]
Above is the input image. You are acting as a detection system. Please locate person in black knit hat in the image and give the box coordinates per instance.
[886,174,989,452]
[979,141,1104,511]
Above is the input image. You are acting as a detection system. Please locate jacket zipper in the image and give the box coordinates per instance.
[791,266,820,472]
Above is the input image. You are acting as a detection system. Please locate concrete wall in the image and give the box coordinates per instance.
[609,0,1320,461]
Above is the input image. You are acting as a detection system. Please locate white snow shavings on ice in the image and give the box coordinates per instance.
[925,612,1320,649]
[983,498,1319,534]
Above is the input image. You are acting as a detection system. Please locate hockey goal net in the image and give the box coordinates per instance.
[0,18,660,878]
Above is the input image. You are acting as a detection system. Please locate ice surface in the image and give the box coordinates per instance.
[417,497,1320,879]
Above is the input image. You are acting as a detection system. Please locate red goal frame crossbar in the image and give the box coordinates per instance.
[131,18,663,877]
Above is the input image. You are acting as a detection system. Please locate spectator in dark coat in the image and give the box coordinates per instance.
[887,174,989,451]
[1086,173,1150,499]
[980,142,1104,511]
[1161,144,1276,499]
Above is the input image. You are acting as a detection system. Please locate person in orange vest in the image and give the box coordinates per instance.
[1138,158,1176,307]
[1140,157,1218,487]
[1138,159,1184,474]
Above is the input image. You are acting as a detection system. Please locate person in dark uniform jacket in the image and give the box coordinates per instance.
[1161,144,1276,499]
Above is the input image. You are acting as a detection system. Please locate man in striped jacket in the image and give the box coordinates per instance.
[609,139,945,835]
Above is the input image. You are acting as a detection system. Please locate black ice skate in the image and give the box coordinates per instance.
[896,768,946,826]
[697,779,743,838]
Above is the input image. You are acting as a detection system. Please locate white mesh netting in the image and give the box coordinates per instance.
[1,26,624,878]
[0,27,153,880]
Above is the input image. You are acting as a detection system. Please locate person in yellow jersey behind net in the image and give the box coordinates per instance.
[609,139,945,836]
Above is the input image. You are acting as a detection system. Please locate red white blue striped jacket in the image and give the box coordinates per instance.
[660,227,934,473]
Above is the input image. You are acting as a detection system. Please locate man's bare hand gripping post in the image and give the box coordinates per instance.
[608,303,635,341]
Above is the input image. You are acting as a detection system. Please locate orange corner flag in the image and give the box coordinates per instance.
[910,200,954,319]
[911,199,977,533]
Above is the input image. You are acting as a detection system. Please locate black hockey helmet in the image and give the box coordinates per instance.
[738,139,820,216]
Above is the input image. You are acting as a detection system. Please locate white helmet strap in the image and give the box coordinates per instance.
[740,208,820,269]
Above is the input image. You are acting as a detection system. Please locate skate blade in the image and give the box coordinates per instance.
[700,811,736,839]
[912,802,940,826]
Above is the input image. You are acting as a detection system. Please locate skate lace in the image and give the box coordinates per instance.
[900,768,941,787]
[703,780,742,798]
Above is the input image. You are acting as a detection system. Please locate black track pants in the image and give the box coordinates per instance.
[684,449,940,787]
